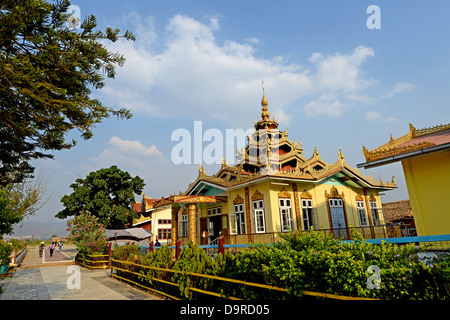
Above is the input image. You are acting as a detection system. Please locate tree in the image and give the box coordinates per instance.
[0,0,135,185]
[0,189,21,236]
[0,170,51,235]
[56,165,145,229]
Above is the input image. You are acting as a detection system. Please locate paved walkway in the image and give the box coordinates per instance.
[0,246,162,300]
[21,245,76,268]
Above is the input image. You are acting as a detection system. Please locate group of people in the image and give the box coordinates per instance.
[38,240,64,258]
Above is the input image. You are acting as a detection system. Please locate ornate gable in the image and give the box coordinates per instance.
[278,188,291,198]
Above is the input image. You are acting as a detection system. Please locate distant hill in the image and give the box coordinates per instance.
[8,219,69,240]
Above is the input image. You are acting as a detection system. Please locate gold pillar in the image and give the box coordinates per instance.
[187,203,197,245]
[171,207,180,246]
[292,182,301,231]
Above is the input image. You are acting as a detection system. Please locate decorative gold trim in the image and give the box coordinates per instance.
[362,122,450,162]
[300,189,313,199]
[369,194,376,202]
[355,193,364,201]
[251,189,264,201]
[233,194,244,205]
[414,122,450,138]
[278,187,291,198]
[363,141,435,162]
[325,186,344,199]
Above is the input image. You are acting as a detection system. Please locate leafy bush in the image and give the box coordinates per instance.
[221,231,450,300]
[139,246,175,293]
[111,243,141,262]
[66,210,107,256]
[8,239,25,252]
[171,242,218,299]
[109,231,450,300]
[0,241,13,267]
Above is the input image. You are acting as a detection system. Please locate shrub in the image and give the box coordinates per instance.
[171,242,219,299]
[109,231,450,300]
[226,231,450,300]
[0,241,13,267]
[111,243,141,262]
[66,210,107,256]
[139,246,175,294]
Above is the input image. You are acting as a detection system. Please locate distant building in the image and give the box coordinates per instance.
[382,200,416,236]
[132,194,172,245]
[358,123,450,236]
[153,91,397,245]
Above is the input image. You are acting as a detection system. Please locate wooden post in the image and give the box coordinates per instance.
[218,236,224,255]
[150,242,154,253]
[176,239,181,260]
[107,242,112,269]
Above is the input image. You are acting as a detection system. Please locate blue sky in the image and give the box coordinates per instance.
[12,0,450,237]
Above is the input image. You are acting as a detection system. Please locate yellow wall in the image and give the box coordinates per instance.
[219,179,382,236]
[175,177,385,243]
[402,151,450,236]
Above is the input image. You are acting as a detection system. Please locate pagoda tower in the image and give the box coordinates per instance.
[236,89,306,175]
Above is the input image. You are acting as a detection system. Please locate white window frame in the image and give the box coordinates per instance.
[229,204,245,235]
[179,213,188,238]
[279,198,294,232]
[356,201,369,227]
[302,199,317,230]
[370,201,380,226]
[208,207,222,216]
[252,199,266,233]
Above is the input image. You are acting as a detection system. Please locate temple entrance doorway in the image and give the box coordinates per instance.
[208,215,222,243]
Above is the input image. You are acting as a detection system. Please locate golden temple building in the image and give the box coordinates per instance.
[358,122,450,237]
[153,91,398,245]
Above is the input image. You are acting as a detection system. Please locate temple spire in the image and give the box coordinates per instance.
[254,83,279,131]
[261,81,269,119]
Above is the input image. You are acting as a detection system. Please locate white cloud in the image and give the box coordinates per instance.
[92,137,163,170]
[383,82,415,98]
[308,46,375,93]
[101,14,380,125]
[304,94,349,118]
[365,111,396,123]
[365,111,383,121]
[109,136,162,157]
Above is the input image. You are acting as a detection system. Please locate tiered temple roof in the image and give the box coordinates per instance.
[185,91,396,195]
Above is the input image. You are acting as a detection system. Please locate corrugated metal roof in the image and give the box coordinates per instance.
[105,228,151,241]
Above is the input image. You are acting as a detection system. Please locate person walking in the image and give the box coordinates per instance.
[58,240,63,251]
[49,242,55,257]
[39,242,45,258]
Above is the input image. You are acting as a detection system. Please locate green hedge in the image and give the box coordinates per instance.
[112,231,450,300]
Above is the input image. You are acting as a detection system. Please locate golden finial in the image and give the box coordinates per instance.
[389,133,394,144]
[338,147,345,163]
[313,146,320,159]
[261,81,268,108]
[261,81,269,118]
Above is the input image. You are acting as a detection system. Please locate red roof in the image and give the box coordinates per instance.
[398,127,450,149]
